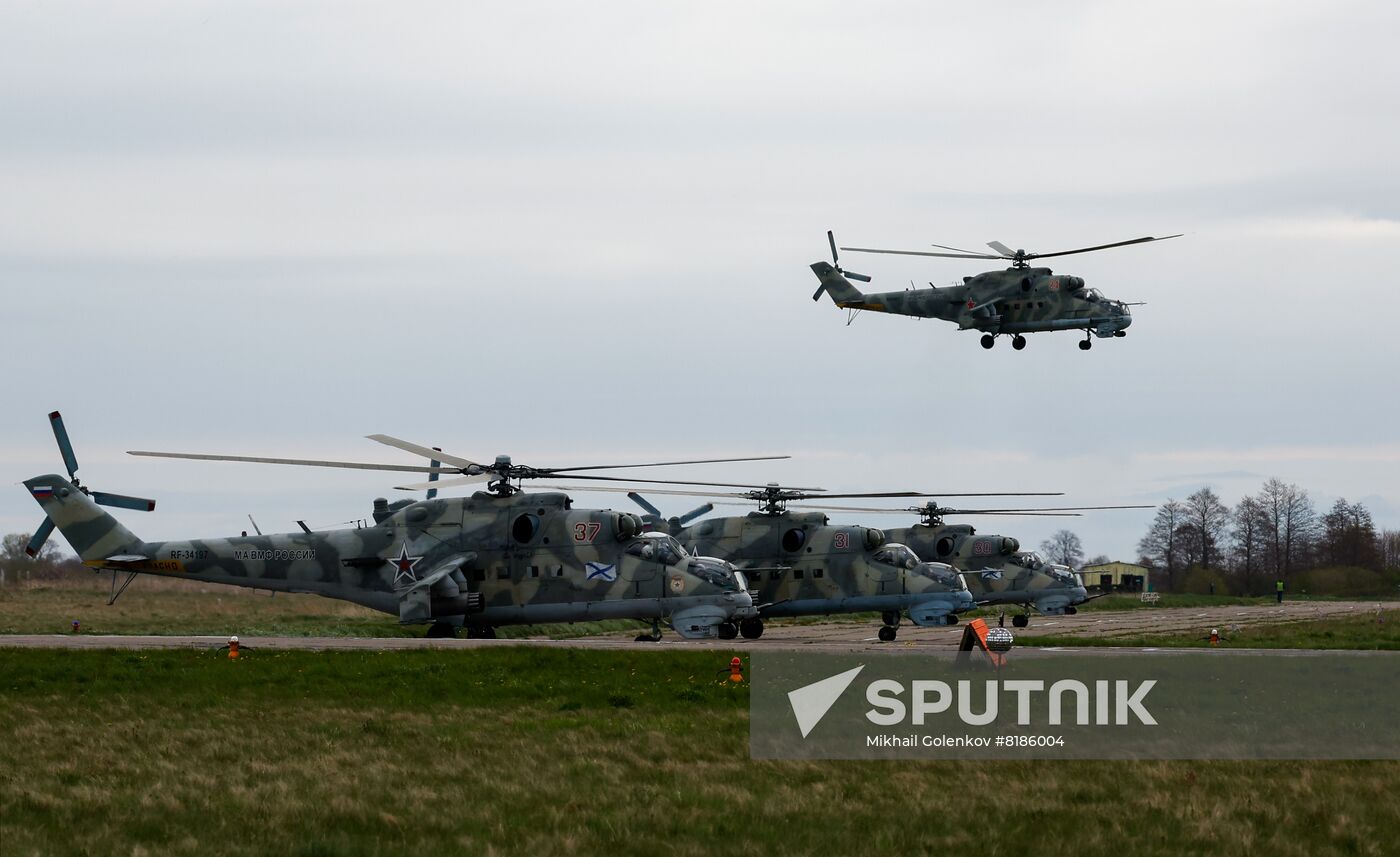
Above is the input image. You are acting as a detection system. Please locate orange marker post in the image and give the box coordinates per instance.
[729,656,744,683]
[228,635,240,660]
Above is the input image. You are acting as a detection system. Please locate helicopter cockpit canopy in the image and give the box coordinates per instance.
[626,533,688,566]
[1082,287,1106,302]
[689,558,744,591]
[914,562,962,587]
[1047,565,1079,585]
[872,543,921,570]
[1010,551,1046,570]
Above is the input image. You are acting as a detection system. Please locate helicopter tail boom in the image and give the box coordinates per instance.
[809,261,866,305]
[23,474,146,563]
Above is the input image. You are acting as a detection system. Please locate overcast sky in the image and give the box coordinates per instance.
[4,1,1398,561]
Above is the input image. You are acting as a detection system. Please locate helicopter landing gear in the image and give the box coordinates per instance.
[426,621,458,639]
[739,618,765,640]
[635,620,662,642]
[717,621,739,640]
[1078,337,1092,351]
[980,334,996,349]
[1011,334,1027,350]
[466,625,498,639]
[1114,330,1127,337]
[1012,613,1030,628]
[878,611,901,642]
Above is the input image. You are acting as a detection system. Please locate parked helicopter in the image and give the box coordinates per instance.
[805,501,1149,626]
[23,412,784,640]
[548,483,1061,641]
[810,230,1180,350]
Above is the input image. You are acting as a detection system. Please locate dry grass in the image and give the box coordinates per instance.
[0,572,409,637]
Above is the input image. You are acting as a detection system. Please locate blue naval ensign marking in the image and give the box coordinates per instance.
[585,562,617,582]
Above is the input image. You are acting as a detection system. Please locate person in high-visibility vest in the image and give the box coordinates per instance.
[1275,579,1284,604]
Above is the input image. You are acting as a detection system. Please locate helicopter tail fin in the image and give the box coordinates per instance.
[23,475,145,563]
[809,262,866,305]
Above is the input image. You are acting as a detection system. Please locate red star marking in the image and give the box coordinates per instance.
[390,545,421,586]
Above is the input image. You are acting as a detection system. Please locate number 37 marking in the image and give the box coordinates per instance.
[573,522,602,543]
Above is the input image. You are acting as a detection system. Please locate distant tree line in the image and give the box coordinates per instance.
[0,534,81,586]
[1136,479,1400,596]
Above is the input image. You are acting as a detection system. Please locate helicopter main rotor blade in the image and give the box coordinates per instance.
[397,475,828,494]
[841,246,1002,260]
[546,455,790,474]
[789,504,1083,515]
[365,434,480,469]
[128,450,454,474]
[930,242,991,255]
[1024,234,1183,261]
[828,230,840,265]
[394,473,493,491]
[986,240,1016,257]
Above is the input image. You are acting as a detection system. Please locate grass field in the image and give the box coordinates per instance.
[1028,612,1400,650]
[0,575,649,640]
[2,647,1398,857]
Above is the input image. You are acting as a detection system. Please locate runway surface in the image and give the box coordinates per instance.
[0,600,1390,655]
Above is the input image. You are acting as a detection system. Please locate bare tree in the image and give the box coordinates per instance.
[1182,487,1232,571]
[1,533,62,586]
[1381,530,1400,571]
[1258,479,1316,578]
[1231,495,1269,595]
[1320,499,1380,569]
[1039,529,1085,568]
[1138,500,1187,590]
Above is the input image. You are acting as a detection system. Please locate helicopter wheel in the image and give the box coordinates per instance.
[1012,614,1029,628]
[1078,339,1092,351]
[877,626,897,642]
[739,618,765,640]
[980,334,995,349]
[426,621,458,639]
[1012,335,1027,350]
[717,621,739,640]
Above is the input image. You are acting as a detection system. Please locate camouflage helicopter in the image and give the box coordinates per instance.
[807,501,1148,626]
[810,230,1180,350]
[22,412,781,641]
[549,483,1060,642]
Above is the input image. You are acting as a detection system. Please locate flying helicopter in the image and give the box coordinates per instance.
[550,483,1063,642]
[810,229,1180,350]
[22,412,784,641]
[804,501,1149,626]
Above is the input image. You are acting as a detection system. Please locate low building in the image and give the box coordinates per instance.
[1079,561,1150,592]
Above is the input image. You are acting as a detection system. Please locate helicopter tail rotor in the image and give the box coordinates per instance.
[813,231,871,303]
[627,492,714,533]
[26,411,156,558]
